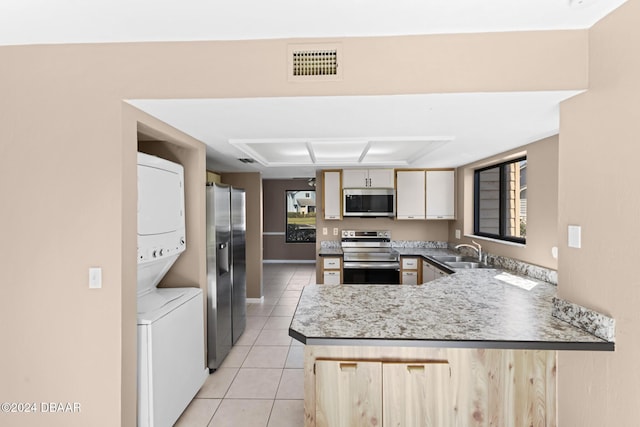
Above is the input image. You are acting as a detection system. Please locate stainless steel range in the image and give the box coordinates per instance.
[341,230,400,284]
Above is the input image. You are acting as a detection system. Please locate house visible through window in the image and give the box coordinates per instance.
[474,157,527,244]
[285,190,316,243]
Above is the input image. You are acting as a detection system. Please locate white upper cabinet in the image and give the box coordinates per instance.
[367,169,395,188]
[342,169,394,188]
[323,170,342,220]
[396,170,426,220]
[426,170,455,219]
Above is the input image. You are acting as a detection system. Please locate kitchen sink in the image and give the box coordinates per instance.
[431,255,465,263]
[445,261,489,269]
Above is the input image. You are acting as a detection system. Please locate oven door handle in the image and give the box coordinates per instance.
[343,262,400,270]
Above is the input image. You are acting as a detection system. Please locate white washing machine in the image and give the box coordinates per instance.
[136,152,207,427]
[137,287,207,427]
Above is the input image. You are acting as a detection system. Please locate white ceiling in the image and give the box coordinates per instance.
[0,0,627,46]
[4,0,626,178]
[129,92,579,178]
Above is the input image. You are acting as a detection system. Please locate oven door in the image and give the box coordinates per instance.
[342,262,401,285]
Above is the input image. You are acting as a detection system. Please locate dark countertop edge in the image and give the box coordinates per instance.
[288,329,614,352]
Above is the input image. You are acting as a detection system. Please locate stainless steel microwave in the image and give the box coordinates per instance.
[343,188,396,217]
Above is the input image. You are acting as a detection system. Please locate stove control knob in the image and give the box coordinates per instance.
[159,249,164,256]
[349,231,355,237]
[152,250,157,258]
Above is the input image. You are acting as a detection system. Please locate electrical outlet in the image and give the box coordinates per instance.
[333,228,339,236]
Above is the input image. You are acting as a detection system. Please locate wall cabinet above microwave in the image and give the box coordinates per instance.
[342,169,395,189]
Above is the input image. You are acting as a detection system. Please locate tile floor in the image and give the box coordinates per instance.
[174,262,316,427]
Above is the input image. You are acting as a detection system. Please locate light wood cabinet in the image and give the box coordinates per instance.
[322,257,342,285]
[426,170,455,219]
[401,257,420,285]
[316,360,382,427]
[383,362,451,427]
[396,170,426,219]
[315,359,452,427]
[305,346,557,427]
[342,169,394,188]
[322,170,342,220]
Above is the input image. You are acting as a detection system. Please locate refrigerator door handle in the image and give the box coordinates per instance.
[218,242,230,274]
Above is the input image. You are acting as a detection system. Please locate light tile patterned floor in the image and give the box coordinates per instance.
[175,263,315,427]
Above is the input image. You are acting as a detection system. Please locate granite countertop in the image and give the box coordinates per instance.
[289,268,614,351]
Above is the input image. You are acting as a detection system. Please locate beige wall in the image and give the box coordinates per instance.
[557,0,640,425]
[0,30,589,427]
[263,179,316,262]
[450,135,559,269]
[220,172,264,299]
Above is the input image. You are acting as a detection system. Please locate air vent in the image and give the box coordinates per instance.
[292,50,337,76]
[237,158,255,163]
[288,43,342,82]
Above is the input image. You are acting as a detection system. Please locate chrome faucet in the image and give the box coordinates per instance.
[455,240,482,262]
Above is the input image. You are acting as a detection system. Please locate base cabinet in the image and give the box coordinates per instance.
[316,361,382,427]
[315,360,451,427]
[421,260,449,284]
[383,362,451,427]
[322,257,342,285]
[401,257,420,285]
[305,346,556,427]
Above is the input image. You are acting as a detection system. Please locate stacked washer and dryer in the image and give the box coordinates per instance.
[136,152,208,427]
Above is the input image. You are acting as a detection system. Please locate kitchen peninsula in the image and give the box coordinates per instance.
[290,265,613,427]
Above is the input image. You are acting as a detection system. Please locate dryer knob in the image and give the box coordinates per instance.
[152,250,157,258]
[159,249,164,256]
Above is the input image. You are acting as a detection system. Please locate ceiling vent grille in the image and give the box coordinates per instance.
[288,43,342,82]
[292,49,338,76]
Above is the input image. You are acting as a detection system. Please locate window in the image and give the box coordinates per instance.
[285,190,316,243]
[474,157,527,244]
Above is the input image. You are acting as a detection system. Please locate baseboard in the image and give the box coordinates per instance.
[246,297,264,303]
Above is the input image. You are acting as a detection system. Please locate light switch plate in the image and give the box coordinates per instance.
[89,267,102,289]
[322,227,328,235]
[568,225,581,249]
[455,229,461,239]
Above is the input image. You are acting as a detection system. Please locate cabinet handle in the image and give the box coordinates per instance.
[407,365,425,372]
[340,363,358,371]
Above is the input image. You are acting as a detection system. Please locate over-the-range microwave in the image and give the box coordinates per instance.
[343,188,396,217]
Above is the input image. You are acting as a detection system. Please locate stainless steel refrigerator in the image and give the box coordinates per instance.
[206,183,247,372]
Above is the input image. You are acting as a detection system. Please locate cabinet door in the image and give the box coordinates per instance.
[367,169,395,188]
[396,171,426,219]
[422,261,436,283]
[402,257,419,270]
[383,362,451,427]
[342,169,368,188]
[323,271,341,285]
[323,257,341,269]
[426,170,455,219]
[316,361,382,427]
[323,171,342,220]
[402,271,418,285]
